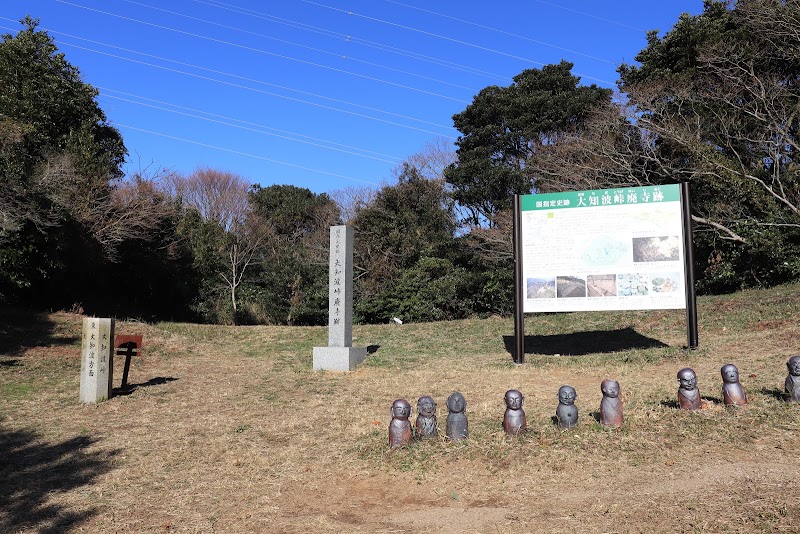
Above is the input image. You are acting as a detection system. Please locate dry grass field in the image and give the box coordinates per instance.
[1,283,800,533]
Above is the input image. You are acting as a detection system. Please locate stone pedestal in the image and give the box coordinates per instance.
[79,317,115,403]
[312,346,368,371]
[313,225,367,371]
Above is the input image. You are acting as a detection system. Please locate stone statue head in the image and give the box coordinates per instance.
[601,379,620,398]
[677,368,697,390]
[721,364,739,384]
[557,385,577,405]
[416,395,436,418]
[446,391,466,414]
[390,399,411,420]
[787,355,800,376]
[504,389,524,410]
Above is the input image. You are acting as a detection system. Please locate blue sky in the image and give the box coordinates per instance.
[4,1,703,194]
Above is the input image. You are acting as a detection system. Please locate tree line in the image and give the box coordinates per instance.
[2,2,798,325]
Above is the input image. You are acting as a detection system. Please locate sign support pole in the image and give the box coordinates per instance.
[680,182,699,349]
[513,194,525,364]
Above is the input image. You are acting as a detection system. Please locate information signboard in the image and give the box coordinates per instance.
[519,184,687,313]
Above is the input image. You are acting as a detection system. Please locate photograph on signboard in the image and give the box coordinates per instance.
[556,276,587,298]
[527,277,556,299]
[632,236,680,262]
[616,273,649,296]
[586,274,617,297]
[650,273,681,294]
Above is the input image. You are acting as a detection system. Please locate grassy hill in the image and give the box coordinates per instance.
[1,283,799,532]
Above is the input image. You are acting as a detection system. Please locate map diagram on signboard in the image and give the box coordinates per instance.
[580,236,629,267]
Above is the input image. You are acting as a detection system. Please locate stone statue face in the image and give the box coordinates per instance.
[677,368,697,390]
[447,392,466,413]
[558,386,576,405]
[391,399,411,420]
[505,389,523,410]
[601,380,619,398]
[788,356,800,376]
[417,396,436,417]
[721,364,739,384]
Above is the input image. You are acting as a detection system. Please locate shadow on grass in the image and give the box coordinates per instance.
[761,387,788,402]
[0,426,119,533]
[503,327,668,356]
[0,307,78,356]
[113,376,178,396]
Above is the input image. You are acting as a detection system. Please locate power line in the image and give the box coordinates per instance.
[191,0,510,82]
[301,0,615,86]
[59,40,455,137]
[24,23,456,133]
[56,1,472,104]
[384,0,615,65]
[116,123,381,186]
[99,91,404,164]
[531,0,646,32]
[121,0,480,93]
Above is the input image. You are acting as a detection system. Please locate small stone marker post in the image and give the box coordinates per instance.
[80,317,115,403]
[313,225,367,371]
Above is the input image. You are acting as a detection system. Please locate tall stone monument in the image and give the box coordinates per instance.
[79,317,115,403]
[313,225,367,371]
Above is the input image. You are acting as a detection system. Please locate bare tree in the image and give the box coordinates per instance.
[166,166,250,232]
[164,166,259,324]
[396,137,457,182]
[329,186,376,225]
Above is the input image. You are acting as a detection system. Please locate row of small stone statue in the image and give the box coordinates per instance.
[388,356,800,449]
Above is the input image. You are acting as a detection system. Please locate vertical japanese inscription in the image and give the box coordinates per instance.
[328,225,353,347]
[80,317,115,403]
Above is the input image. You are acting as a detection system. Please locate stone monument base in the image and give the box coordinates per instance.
[313,346,368,371]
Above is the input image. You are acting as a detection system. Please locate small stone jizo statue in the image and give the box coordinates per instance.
[502,389,527,436]
[677,367,702,410]
[721,363,747,407]
[555,385,578,429]
[388,399,412,449]
[599,379,623,428]
[445,391,468,441]
[415,395,438,439]
[785,355,800,403]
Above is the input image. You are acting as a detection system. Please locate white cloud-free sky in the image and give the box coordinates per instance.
[4,1,703,193]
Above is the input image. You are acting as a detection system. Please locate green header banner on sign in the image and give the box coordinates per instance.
[520,184,681,212]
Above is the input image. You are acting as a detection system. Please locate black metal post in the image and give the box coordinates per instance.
[680,182,699,349]
[513,194,525,364]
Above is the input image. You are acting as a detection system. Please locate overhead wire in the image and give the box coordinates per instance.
[34,23,455,131]
[120,0,479,93]
[59,41,455,138]
[531,0,646,32]
[55,1,471,104]
[191,0,510,82]
[98,90,405,164]
[0,20,458,137]
[301,0,615,86]
[384,0,615,65]
[115,124,381,185]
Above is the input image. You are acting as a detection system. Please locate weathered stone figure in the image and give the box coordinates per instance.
[677,367,702,410]
[389,399,412,449]
[445,391,468,441]
[415,395,438,439]
[502,389,527,436]
[599,379,623,428]
[786,355,800,403]
[721,363,748,407]
[555,385,578,429]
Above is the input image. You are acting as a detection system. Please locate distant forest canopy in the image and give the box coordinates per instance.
[1,1,798,325]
